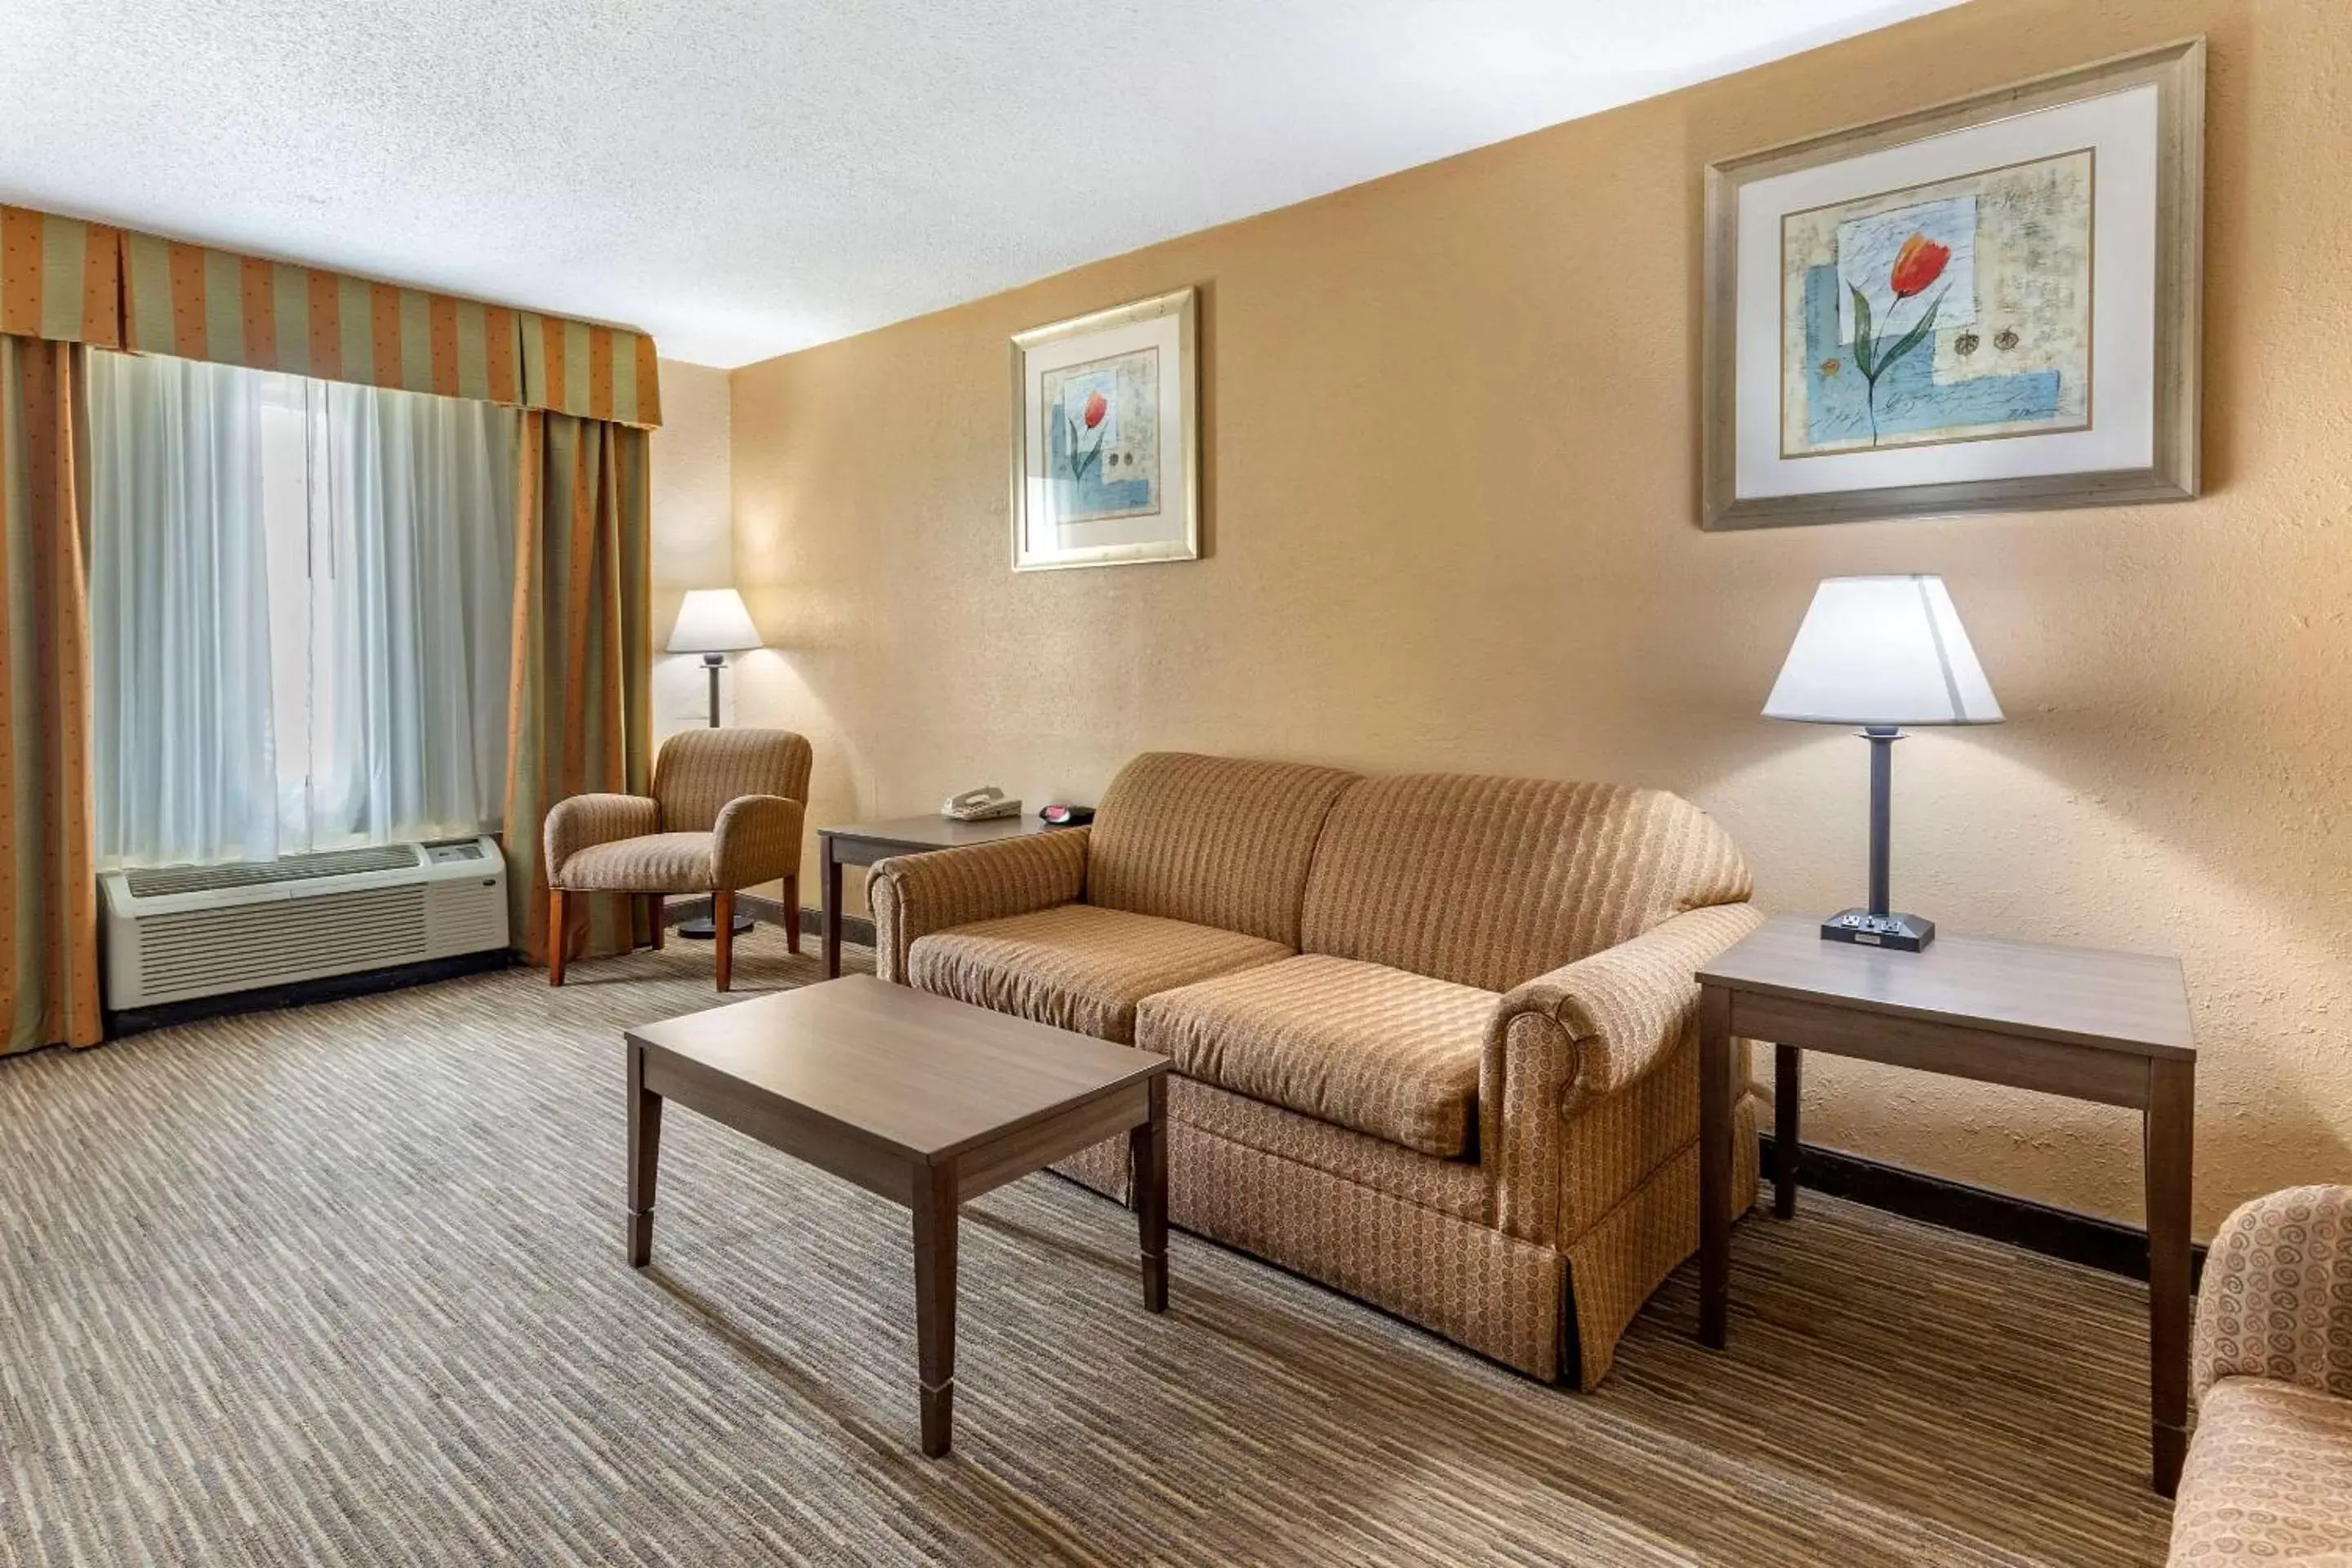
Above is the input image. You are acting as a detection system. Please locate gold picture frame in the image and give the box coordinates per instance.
[1702,38,2204,531]
[1010,287,1200,571]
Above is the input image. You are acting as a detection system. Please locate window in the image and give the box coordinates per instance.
[89,351,519,868]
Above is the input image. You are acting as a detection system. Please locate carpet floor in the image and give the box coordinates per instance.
[2,927,2176,1566]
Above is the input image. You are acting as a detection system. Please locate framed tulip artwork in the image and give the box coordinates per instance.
[1702,39,2203,530]
[1010,286,1200,570]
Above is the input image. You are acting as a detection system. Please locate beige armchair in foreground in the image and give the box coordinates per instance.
[2169,1184,2352,1563]
[543,728,812,991]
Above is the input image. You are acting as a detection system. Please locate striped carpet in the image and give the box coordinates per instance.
[2,928,2175,1566]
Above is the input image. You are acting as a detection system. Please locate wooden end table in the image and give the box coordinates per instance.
[624,974,1169,1457]
[817,815,1054,979]
[1695,915,2195,1495]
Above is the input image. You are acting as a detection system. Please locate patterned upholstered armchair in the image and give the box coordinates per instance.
[542,728,812,991]
[2169,1185,2352,1564]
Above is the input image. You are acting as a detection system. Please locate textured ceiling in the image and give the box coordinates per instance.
[3,0,1964,368]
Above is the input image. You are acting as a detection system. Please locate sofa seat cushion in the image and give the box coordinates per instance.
[2172,1376,2352,1566]
[907,903,1290,1045]
[1136,956,1496,1158]
[556,831,715,893]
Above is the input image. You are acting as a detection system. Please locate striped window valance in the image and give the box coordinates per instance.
[1,208,122,348]
[519,312,662,429]
[0,204,661,427]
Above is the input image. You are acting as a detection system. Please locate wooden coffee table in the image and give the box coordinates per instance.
[622,973,1170,1457]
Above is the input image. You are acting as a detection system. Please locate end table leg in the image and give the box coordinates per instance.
[1131,1076,1169,1312]
[627,1041,662,1267]
[2146,1057,2194,1497]
[913,1160,959,1458]
[1775,1044,1801,1220]
[1699,985,1734,1349]
[822,840,844,981]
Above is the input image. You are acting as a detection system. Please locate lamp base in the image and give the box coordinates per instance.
[1820,908,1935,952]
[679,913,756,939]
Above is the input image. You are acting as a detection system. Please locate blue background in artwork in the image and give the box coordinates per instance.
[1048,406,1152,521]
[1802,265,2060,447]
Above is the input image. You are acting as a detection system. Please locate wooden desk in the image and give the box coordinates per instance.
[1695,915,2196,1495]
[625,974,1169,1457]
[817,815,1052,978]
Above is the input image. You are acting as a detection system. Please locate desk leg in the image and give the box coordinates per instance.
[626,1041,662,1267]
[2146,1056,2194,1497]
[1699,985,1735,1349]
[821,838,844,980]
[913,1160,959,1458]
[1775,1044,1801,1220]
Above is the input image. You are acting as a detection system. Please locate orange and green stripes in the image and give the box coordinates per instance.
[502,411,654,965]
[2,204,662,428]
[119,233,525,406]
[0,207,122,348]
[0,336,104,1053]
[518,312,662,428]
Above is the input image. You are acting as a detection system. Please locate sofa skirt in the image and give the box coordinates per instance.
[1048,1088,1760,1385]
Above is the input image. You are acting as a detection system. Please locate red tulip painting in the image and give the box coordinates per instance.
[1849,229,1952,446]
[1065,387,1113,483]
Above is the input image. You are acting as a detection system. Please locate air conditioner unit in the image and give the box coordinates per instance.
[100,837,509,1011]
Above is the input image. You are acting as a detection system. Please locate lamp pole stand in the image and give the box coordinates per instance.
[679,651,755,940]
[1820,726,1936,952]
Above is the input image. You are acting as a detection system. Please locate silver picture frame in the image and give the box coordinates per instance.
[1009,286,1200,570]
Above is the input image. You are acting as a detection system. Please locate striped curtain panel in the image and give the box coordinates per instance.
[504,410,653,965]
[0,335,104,1054]
[0,208,114,1054]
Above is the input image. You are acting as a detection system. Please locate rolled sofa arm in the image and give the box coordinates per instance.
[544,793,658,886]
[2194,1185,2352,1401]
[868,827,1090,983]
[1487,902,1768,1099]
[1479,902,1765,1246]
[713,795,806,889]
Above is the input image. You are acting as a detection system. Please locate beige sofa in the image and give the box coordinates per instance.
[2170,1185,2352,1563]
[869,752,1761,1385]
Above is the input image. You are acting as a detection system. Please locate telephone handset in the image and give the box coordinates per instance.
[941,786,1023,822]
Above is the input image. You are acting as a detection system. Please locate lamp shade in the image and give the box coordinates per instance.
[1763,575,2002,726]
[666,588,762,654]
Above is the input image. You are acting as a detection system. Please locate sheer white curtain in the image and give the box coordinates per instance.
[88,351,518,868]
[89,352,279,866]
[301,381,517,853]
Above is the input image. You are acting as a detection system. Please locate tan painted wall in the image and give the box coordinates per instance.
[649,360,736,742]
[725,0,2352,1236]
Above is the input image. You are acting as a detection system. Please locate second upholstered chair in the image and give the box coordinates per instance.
[542,728,812,990]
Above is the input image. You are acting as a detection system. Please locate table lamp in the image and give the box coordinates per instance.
[667,588,762,728]
[1763,575,2002,952]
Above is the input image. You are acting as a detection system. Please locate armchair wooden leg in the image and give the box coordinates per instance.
[547,889,568,987]
[714,889,735,991]
[783,874,801,956]
[648,894,664,951]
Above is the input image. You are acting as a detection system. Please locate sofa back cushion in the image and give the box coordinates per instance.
[1299,773,1750,991]
[1087,752,1361,947]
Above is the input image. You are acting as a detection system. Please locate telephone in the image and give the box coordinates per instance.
[941,786,1022,822]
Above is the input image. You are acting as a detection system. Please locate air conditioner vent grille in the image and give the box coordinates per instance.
[132,886,430,1003]
[123,844,419,898]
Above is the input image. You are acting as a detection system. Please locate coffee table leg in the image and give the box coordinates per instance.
[1131,1076,1169,1312]
[1698,985,1734,1349]
[913,1160,959,1457]
[628,1040,663,1267]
